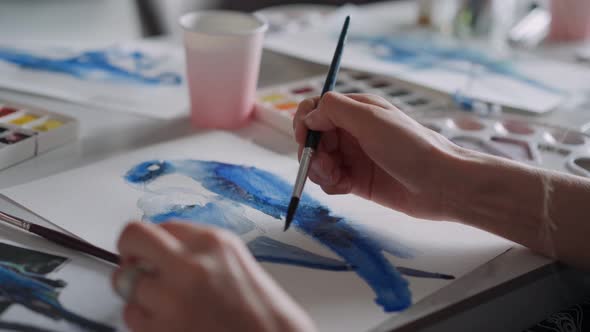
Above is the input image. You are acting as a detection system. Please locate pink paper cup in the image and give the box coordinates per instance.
[549,0,590,41]
[180,11,268,129]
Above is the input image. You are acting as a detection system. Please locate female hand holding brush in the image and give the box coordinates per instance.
[294,92,590,269]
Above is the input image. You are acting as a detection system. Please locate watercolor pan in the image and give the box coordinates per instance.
[10,114,41,126]
[0,107,18,118]
[0,101,78,171]
[412,109,590,178]
[256,70,445,135]
[0,132,31,144]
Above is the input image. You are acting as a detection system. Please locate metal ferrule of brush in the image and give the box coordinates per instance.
[0,211,30,230]
[293,147,314,199]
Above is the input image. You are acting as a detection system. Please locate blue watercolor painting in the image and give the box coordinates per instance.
[124,160,455,312]
[0,243,114,332]
[0,46,182,86]
[352,34,561,94]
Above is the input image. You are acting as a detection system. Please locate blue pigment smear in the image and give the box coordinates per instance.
[352,35,561,94]
[0,46,181,86]
[125,160,457,312]
[248,236,352,271]
[396,266,454,280]
[0,262,114,332]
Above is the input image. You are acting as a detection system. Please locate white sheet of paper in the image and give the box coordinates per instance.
[264,6,590,114]
[0,40,189,119]
[0,237,124,332]
[1,132,512,331]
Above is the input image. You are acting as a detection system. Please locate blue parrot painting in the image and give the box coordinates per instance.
[125,160,456,312]
[0,46,181,86]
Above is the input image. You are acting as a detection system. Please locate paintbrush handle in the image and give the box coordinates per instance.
[29,223,120,265]
[306,16,350,150]
[305,130,322,149]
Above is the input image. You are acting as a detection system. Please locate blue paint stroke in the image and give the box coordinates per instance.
[0,261,114,332]
[352,35,561,94]
[396,267,454,280]
[125,160,456,312]
[248,236,352,271]
[0,46,181,86]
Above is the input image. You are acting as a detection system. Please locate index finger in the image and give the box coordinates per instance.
[293,96,320,145]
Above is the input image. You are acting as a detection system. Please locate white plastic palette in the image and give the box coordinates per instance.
[256,70,445,135]
[413,110,590,178]
[0,102,78,171]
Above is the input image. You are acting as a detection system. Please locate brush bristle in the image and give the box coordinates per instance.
[284,197,300,231]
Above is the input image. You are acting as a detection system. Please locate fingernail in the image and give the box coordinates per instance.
[311,160,330,181]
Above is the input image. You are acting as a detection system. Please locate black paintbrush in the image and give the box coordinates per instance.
[285,16,350,231]
[0,210,120,265]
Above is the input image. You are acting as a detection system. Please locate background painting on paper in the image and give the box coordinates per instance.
[0,46,182,86]
[350,34,560,94]
[263,5,590,114]
[0,41,188,119]
[0,132,513,332]
[0,242,115,332]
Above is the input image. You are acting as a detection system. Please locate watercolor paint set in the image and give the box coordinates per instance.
[255,69,445,135]
[255,69,590,178]
[0,102,78,170]
[412,109,590,178]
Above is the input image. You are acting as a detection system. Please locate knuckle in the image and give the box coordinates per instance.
[184,259,207,284]
[201,228,233,251]
[366,104,387,121]
[187,257,209,278]
[301,97,315,108]
[369,94,390,106]
[321,91,340,106]
[297,98,316,114]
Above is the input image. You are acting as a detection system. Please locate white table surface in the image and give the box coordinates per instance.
[0,0,142,42]
[0,1,589,331]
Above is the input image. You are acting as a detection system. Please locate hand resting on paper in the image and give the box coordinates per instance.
[294,92,590,270]
[114,222,316,332]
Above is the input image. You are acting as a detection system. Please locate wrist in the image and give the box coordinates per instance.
[438,146,544,230]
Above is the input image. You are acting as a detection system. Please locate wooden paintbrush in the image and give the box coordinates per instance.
[0,210,120,265]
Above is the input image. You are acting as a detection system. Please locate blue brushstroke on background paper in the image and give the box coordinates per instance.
[0,260,113,332]
[353,35,561,94]
[0,46,181,86]
[125,160,456,312]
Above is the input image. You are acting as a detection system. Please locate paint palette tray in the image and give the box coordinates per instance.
[255,69,447,135]
[412,109,590,178]
[255,69,590,178]
[0,102,78,171]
